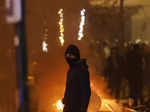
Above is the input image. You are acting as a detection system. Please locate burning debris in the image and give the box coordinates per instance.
[54,97,138,112]
[87,77,139,112]
[53,80,138,112]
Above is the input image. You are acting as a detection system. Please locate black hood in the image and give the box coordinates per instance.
[65,44,80,60]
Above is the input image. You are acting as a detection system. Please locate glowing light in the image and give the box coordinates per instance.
[27,76,34,80]
[126,108,137,112]
[78,9,86,40]
[14,35,20,47]
[104,46,111,58]
[56,100,64,111]
[42,41,48,53]
[135,39,141,44]
[105,104,114,112]
[58,9,64,46]
[144,40,149,45]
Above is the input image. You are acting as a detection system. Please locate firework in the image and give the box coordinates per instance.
[42,40,48,53]
[58,9,64,46]
[78,9,86,40]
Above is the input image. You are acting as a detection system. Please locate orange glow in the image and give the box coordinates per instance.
[27,75,34,80]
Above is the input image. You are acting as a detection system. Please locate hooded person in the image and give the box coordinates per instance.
[62,44,91,112]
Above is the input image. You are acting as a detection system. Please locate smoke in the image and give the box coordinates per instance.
[27,1,112,111]
[26,1,150,111]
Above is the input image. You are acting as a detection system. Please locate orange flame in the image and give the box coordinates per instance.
[56,100,64,111]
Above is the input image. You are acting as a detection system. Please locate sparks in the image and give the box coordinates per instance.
[105,104,114,112]
[56,100,64,111]
[78,9,86,40]
[42,41,48,53]
[58,9,64,46]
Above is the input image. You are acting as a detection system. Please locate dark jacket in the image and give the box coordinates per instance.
[63,59,91,111]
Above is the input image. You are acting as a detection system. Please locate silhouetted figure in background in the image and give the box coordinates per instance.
[62,45,91,112]
[105,47,123,99]
[127,44,144,106]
